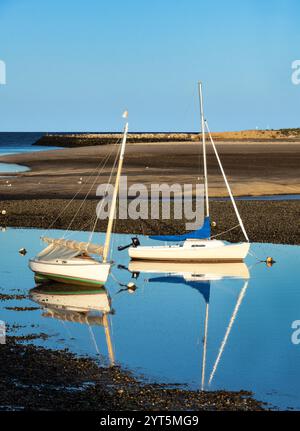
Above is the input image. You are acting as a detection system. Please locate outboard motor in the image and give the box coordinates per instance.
[118,237,140,251]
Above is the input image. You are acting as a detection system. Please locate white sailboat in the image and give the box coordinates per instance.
[29,116,129,287]
[128,83,250,262]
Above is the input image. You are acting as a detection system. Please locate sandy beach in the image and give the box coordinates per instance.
[0,141,300,199]
[0,139,299,245]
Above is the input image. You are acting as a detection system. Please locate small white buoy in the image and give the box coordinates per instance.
[1,210,6,215]
[77,181,82,185]
[127,282,136,293]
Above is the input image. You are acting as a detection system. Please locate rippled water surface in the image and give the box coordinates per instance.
[0,227,299,410]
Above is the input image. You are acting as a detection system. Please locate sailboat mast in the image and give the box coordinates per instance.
[103,121,129,263]
[198,82,209,217]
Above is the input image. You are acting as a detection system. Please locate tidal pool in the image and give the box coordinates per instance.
[0,227,299,410]
[0,162,29,174]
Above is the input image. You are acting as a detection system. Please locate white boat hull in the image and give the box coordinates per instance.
[29,258,111,286]
[129,240,250,262]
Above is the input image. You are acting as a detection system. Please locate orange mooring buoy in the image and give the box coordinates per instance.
[266,256,275,267]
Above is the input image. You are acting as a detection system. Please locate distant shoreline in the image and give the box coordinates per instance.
[34,128,300,147]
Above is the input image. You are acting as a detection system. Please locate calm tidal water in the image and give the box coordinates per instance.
[0,132,61,173]
[0,227,300,410]
[0,132,56,155]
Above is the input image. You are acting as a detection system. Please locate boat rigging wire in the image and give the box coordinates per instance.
[210,224,240,239]
[87,142,121,246]
[205,120,249,243]
[62,140,121,239]
[42,136,122,237]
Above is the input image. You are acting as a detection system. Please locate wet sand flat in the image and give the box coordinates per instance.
[0,141,299,198]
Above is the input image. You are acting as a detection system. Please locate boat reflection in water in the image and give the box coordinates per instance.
[29,283,115,365]
[128,261,250,281]
[29,262,251,390]
[127,261,250,390]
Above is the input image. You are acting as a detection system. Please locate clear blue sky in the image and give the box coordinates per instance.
[0,0,299,132]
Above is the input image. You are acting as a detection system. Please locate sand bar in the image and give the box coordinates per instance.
[0,141,299,199]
